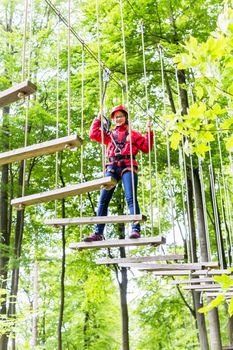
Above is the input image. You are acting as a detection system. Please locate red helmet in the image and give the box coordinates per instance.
[110,105,128,119]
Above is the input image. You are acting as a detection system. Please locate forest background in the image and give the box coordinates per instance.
[0,0,233,349]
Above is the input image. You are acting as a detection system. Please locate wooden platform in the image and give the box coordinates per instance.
[0,80,37,107]
[44,214,147,226]
[95,254,185,265]
[11,176,117,209]
[69,236,166,251]
[118,262,219,271]
[0,134,83,165]
[131,268,230,277]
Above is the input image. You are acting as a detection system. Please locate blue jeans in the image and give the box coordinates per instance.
[94,165,140,235]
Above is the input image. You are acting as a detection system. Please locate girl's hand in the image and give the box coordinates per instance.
[146,120,153,131]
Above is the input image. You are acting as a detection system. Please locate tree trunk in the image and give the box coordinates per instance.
[193,167,222,349]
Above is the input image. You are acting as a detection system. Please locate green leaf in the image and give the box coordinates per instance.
[170,132,182,149]
[198,295,225,314]
[229,298,233,317]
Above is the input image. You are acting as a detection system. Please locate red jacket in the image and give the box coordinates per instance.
[89,118,153,167]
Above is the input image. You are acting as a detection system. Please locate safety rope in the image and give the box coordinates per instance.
[119,0,136,216]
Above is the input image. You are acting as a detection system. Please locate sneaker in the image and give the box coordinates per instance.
[129,232,141,239]
[83,234,103,242]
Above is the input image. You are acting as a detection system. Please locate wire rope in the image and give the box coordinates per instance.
[119,0,136,217]
[153,132,161,234]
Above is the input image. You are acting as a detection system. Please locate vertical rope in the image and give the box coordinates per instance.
[141,20,153,235]
[208,148,224,268]
[80,44,85,240]
[55,20,60,215]
[158,45,176,250]
[22,0,30,197]
[67,0,71,135]
[178,146,189,255]
[95,0,105,175]
[119,0,136,216]
[216,120,233,262]
[198,157,211,260]
[153,132,161,234]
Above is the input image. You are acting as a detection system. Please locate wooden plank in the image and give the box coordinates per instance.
[151,271,195,276]
[11,176,117,209]
[183,284,221,290]
[44,214,147,226]
[223,346,233,350]
[95,254,185,265]
[192,269,231,276]
[0,134,83,166]
[118,262,219,271]
[69,236,166,251]
[170,278,217,285]
[0,80,37,107]
[205,292,233,297]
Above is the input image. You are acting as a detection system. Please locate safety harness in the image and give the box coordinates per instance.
[107,128,138,176]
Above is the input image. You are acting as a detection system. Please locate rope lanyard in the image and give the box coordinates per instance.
[119,0,136,216]
[67,0,71,135]
[141,20,153,235]
[158,45,176,251]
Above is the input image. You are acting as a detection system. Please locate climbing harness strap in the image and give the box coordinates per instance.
[111,129,129,156]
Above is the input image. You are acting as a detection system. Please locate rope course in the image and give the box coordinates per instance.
[1,0,232,275]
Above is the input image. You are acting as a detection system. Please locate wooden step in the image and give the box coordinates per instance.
[170,277,217,285]
[0,80,37,107]
[183,284,222,290]
[44,214,147,226]
[95,254,185,265]
[11,176,117,209]
[0,134,83,165]
[205,292,233,298]
[69,236,166,251]
[192,269,231,276]
[118,262,219,271]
